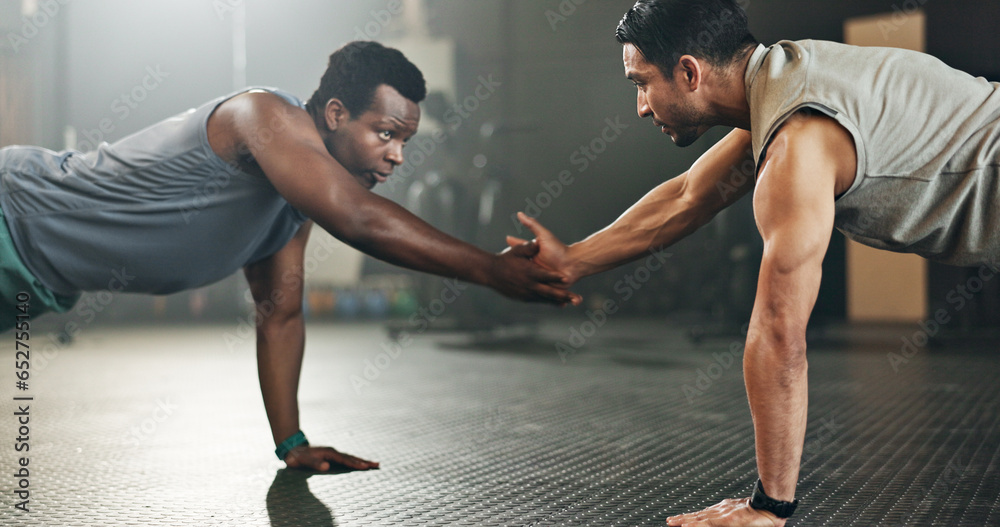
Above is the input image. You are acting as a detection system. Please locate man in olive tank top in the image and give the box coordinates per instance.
[512,1,1000,525]
[0,41,581,474]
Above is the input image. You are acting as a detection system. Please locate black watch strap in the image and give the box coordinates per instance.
[749,479,799,519]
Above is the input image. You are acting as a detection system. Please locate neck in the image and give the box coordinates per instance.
[306,106,335,147]
[706,47,755,130]
[306,105,324,132]
[305,106,339,160]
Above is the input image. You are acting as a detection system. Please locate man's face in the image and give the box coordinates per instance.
[324,84,420,189]
[623,43,707,147]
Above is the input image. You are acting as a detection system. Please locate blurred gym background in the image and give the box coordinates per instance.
[1,0,998,336]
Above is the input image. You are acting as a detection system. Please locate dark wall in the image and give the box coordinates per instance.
[926,0,1000,78]
[746,0,900,43]
[748,0,1000,77]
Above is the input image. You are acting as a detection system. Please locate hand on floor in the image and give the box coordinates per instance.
[666,498,786,527]
[283,445,379,472]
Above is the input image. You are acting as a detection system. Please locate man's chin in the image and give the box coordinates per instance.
[354,175,376,189]
[671,129,706,148]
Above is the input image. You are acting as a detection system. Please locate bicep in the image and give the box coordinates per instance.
[682,128,756,213]
[750,119,839,343]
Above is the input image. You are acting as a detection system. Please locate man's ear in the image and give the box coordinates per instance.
[675,55,703,92]
[323,98,351,131]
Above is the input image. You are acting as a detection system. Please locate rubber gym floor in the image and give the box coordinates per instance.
[1,318,998,526]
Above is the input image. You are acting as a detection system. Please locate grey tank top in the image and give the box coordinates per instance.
[0,87,308,295]
[745,40,1000,267]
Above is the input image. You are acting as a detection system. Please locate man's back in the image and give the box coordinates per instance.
[0,88,308,296]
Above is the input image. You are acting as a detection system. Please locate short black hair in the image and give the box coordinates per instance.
[307,41,427,118]
[616,0,757,74]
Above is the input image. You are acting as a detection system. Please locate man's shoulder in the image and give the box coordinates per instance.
[756,39,915,77]
[769,38,932,72]
[217,89,304,118]
[213,89,312,141]
[206,88,315,168]
[768,110,852,149]
[764,110,859,197]
[755,39,853,77]
[228,87,304,109]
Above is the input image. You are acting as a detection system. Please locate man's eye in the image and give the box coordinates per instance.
[379,131,392,140]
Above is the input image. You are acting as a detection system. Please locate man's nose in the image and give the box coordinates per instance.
[637,91,652,119]
[386,143,404,166]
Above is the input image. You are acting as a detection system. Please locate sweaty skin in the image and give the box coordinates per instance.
[207,85,581,471]
[509,43,857,526]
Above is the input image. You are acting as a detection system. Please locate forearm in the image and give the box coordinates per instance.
[566,177,711,278]
[256,314,306,446]
[323,194,496,288]
[565,130,755,280]
[744,327,809,503]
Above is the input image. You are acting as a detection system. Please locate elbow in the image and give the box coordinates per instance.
[322,201,381,251]
[746,328,809,385]
[256,307,304,339]
[689,202,719,231]
[339,222,376,253]
[250,289,304,339]
[676,200,720,242]
[749,324,808,360]
[677,187,720,233]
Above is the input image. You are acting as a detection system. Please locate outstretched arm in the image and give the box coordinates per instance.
[511,128,755,283]
[245,220,377,471]
[230,92,578,305]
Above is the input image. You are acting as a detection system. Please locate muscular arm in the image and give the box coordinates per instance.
[745,112,852,505]
[245,220,378,470]
[227,93,574,304]
[564,128,755,279]
[666,112,855,527]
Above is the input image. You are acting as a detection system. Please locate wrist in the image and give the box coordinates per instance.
[275,430,309,460]
[563,244,591,283]
[749,478,798,519]
[474,251,500,289]
[269,417,303,447]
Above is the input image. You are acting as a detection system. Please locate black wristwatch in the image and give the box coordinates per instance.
[749,479,799,518]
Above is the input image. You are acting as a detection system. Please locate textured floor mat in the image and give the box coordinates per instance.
[0,319,998,525]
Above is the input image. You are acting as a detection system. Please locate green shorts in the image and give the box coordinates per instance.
[0,206,80,332]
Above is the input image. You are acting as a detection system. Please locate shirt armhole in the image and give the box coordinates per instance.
[754,103,867,201]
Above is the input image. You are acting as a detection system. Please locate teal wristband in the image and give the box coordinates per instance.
[275,430,309,460]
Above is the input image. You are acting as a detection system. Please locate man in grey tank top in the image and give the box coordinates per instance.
[513,0,1000,525]
[0,42,581,475]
